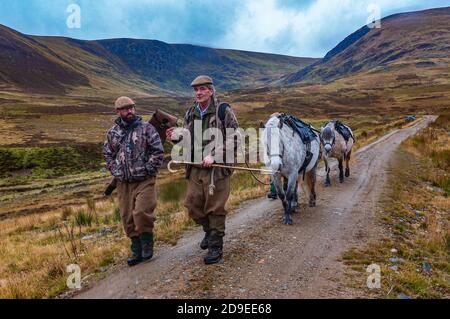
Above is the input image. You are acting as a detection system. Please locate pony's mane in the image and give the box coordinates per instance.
[322,121,335,130]
[265,115,281,128]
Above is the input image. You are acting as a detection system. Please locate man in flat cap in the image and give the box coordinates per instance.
[167,76,239,264]
[103,96,164,266]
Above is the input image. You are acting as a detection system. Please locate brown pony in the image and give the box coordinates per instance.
[320,120,354,186]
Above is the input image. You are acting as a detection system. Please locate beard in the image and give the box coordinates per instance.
[121,114,136,124]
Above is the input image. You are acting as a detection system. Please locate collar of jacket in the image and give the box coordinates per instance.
[115,116,143,130]
[193,99,216,120]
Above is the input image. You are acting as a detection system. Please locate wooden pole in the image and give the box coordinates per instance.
[168,160,275,174]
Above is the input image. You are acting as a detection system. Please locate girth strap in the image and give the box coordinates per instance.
[299,142,313,180]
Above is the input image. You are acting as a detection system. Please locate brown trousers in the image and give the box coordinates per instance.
[184,167,230,236]
[117,177,157,238]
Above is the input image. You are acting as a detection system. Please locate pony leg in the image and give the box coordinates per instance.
[273,173,288,213]
[338,157,344,183]
[274,173,285,202]
[292,181,299,210]
[283,174,298,225]
[345,150,351,177]
[282,177,288,192]
[272,173,291,224]
[306,168,317,207]
[324,156,331,187]
[282,177,297,207]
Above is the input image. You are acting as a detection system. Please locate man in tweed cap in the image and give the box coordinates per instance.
[167,76,239,264]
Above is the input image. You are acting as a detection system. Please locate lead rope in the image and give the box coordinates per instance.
[209,106,272,195]
[234,118,271,186]
[242,147,271,186]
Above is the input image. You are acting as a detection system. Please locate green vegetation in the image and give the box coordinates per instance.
[0,144,103,178]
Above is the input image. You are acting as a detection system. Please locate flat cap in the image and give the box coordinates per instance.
[114,96,135,109]
[190,75,213,87]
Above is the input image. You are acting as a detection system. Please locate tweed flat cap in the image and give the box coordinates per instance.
[114,96,135,109]
[190,75,213,87]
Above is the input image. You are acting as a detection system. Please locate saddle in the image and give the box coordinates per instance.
[278,113,319,178]
[149,109,179,144]
[278,113,318,144]
[334,120,354,142]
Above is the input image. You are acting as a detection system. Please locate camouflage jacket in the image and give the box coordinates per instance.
[182,99,239,179]
[103,116,164,182]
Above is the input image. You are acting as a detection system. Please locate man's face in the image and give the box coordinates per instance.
[194,86,213,104]
[116,105,136,122]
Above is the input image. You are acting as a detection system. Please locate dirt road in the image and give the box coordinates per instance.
[75,116,436,299]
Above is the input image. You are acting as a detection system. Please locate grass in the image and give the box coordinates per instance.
[0,70,448,298]
[0,104,422,298]
[341,110,450,299]
[74,210,94,227]
[0,165,269,298]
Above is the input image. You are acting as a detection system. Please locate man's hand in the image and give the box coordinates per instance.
[202,155,215,168]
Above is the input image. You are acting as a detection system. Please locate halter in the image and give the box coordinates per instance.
[321,125,336,150]
[323,136,335,148]
[265,126,284,160]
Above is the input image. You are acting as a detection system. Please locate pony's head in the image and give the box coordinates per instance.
[262,115,284,172]
[320,122,335,155]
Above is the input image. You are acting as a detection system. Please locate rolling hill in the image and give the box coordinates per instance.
[0,24,317,95]
[283,6,450,84]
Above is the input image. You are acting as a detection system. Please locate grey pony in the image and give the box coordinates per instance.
[262,113,321,225]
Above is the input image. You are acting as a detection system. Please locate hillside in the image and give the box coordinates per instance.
[283,6,450,84]
[0,25,90,94]
[0,25,317,95]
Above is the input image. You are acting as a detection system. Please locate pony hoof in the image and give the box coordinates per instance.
[283,217,293,225]
[309,201,316,208]
[339,177,344,183]
[345,169,350,177]
[325,182,331,187]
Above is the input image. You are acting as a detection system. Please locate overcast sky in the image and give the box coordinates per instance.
[1,0,448,57]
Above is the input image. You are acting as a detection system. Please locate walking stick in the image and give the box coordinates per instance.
[167,160,275,174]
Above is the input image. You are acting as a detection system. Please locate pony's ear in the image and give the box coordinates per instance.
[278,120,284,129]
[259,121,265,129]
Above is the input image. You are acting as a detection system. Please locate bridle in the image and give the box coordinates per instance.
[322,136,335,148]
[265,125,284,167]
[321,125,335,151]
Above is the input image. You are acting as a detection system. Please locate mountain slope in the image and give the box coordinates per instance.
[0,24,317,95]
[98,39,315,92]
[0,25,89,93]
[283,6,450,84]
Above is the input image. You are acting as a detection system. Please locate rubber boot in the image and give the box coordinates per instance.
[195,218,210,250]
[140,232,154,261]
[204,233,223,265]
[200,231,210,250]
[127,236,143,267]
[267,182,277,199]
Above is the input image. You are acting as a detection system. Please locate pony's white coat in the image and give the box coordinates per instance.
[262,115,320,224]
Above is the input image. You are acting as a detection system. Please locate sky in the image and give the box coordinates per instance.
[0,0,448,57]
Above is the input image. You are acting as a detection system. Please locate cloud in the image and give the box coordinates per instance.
[0,0,243,44]
[0,0,448,57]
[218,0,450,57]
